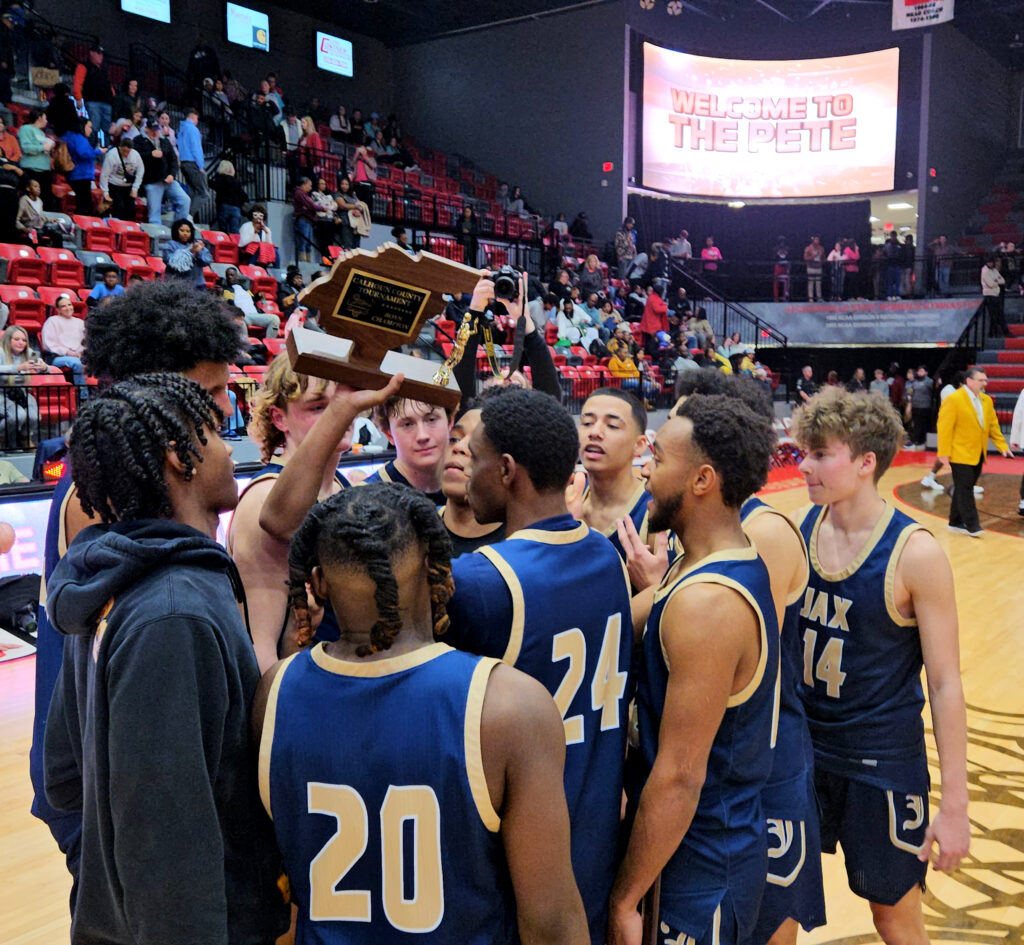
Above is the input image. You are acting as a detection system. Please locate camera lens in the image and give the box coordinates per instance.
[493,275,516,300]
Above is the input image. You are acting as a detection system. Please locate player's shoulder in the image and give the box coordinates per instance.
[482,661,564,740]
[893,522,945,580]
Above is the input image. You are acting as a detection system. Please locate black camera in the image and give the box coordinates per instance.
[488,265,521,302]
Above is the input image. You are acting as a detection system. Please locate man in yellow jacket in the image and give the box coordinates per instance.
[936,367,1013,536]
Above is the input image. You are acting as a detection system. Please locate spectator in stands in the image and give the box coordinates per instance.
[99,136,144,221]
[239,204,279,267]
[40,293,86,389]
[827,240,845,301]
[249,89,279,141]
[882,231,902,300]
[118,110,145,143]
[626,246,650,283]
[17,108,54,210]
[390,225,417,255]
[568,211,592,240]
[347,107,365,144]
[221,70,245,103]
[334,176,366,250]
[549,268,573,305]
[73,44,114,147]
[900,234,916,297]
[162,218,212,290]
[615,216,637,274]
[351,144,377,205]
[64,117,105,217]
[556,297,597,350]
[0,325,45,448]
[701,235,723,282]
[825,370,842,387]
[16,178,62,246]
[279,110,301,158]
[223,266,278,338]
[0,146,21,242]
[869,368,889,397]
[178,109,210,208]
[298,117,325,181]
[608,344,657,404]
[458,205,478,266]
[310,175,339,249]
[846,367,868,393]
[186,35,219,93]
[796,364,818,404]
[669,228,693,268]
[803,235,824,302]
[111,78,142,129]
[135,118,190,225]
[88,267,125,307]
[551,212,568,239]
[647,242,670,291]
[209,78,233,115]
[843,237,861,299]
[329,105,350,142]
[211,160,247,235]
[266,74,285,117]
[640,283,669,355]
[929,235,954,296]
[292,176,319,263]
[578,254,604,298]
[981,256,1008,336]
[0,116,21,165]
[46,83,80,138]
[905,365,934,450]
[279,268,305,315]
[503,185,526,215]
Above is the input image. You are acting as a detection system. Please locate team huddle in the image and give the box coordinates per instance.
[27,282,968,945]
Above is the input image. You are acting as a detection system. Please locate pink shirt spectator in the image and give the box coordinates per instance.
[41,314,85,357]
[701,246,722,271]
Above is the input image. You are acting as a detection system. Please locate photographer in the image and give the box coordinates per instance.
[452,267,559,401]
[161,218,212,289]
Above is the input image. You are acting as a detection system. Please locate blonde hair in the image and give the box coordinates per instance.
[791,386,904,482]
[247,353,330,463]
[0,325,34,364]
[217,160,235,176]
[585,254,599,269]
[301,116,316,135]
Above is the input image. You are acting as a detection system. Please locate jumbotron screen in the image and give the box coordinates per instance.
[642,43,899,199]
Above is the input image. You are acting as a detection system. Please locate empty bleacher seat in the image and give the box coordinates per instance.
[0,285,46,334]
[106,219,151,255]
[30,373,77,434]
[140,223,172,255]
[202,230,240,264]
[73,216,118,253]
[239,265,278,297]
[112,253,156,282]
[76,250,117,285]
[0,244,47,284]
[147,255,167,277]
[37,247,85,288]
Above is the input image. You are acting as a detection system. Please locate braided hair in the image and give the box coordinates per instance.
[68,373,223,523]
[287,483,455,653]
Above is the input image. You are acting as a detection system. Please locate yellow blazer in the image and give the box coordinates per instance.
[936,386,1008,464]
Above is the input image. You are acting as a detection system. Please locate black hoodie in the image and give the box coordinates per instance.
[44,519,288,945]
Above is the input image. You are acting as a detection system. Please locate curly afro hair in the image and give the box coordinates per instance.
[673,369,773,422]
[479,387,578,493]
[83,280,241,381]
[674,393,776,508]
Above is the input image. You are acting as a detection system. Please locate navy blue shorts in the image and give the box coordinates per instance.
[750,770,827,941]
[658,903,739,945]
[816,768,928,906]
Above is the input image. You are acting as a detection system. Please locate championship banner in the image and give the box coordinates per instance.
[892,0,954,31]
[742,299,978,346]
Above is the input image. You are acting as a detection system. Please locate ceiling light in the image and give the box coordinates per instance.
[887,202,913,210]
[869,215,880,223]
[727,200,745,209]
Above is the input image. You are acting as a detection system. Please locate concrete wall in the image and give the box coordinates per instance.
[391,2,627,242]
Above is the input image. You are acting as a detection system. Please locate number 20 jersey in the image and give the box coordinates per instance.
[796,503,929,794]
[259,644,517,945]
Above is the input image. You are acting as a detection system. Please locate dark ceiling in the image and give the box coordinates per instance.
[284,0,1023,68]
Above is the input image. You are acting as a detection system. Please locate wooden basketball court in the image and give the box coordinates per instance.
[2,455,1022,945]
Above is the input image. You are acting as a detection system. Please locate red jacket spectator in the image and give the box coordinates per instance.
[639,289,668,340]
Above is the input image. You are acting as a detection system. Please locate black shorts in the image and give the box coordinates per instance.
[816,768,928,906]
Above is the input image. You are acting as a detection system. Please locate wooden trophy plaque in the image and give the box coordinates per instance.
[286,243,481,410]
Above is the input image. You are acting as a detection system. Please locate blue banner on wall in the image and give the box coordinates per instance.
[743,299,979,346]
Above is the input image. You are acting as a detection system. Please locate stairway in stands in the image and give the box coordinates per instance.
[974,296,1024,434]
[958,152,1024,255]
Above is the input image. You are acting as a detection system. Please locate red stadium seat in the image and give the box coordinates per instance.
[0,285,46,333]
[147,255,166,277]
[239,265,278,297]
[30,373,77,431]
[36,247,85,288]
[203,267,218,290]
[112,253,155,282]
[37,286,87,318]
[72,216,118,253]
[263,338,286,357]
[0,244,47,285]
[202,230,240,264]
[106,219,151,255]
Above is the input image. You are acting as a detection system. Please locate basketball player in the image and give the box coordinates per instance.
[608,394,779,945]
[44,375,288,945]
[792,387,969,945]
[29,280,242,899]
[445,387,632,944]
[440,396,506,555]
[365,394,451,504]
[254,484,589,945]
[228,354,387,669]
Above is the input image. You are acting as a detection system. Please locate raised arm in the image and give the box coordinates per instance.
[259,375,403,542]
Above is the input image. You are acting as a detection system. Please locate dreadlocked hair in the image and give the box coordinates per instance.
[287,482,455,653]
[68,373,223,523]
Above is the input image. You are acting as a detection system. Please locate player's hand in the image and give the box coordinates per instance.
[606,902,643,945]
[617,516,669,591]
[329,373,404,416]
[565,470,586,521]
[919,804,970,872]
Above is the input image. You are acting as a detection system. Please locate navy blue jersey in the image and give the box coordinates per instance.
[741,497,814,814]
[30,472,82,854]
[633,542,780,941]
[582,478,651,563]
[363,460,446,506]
[261,643,517,945]
[797,503,928,793]
[446,514,632,943]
